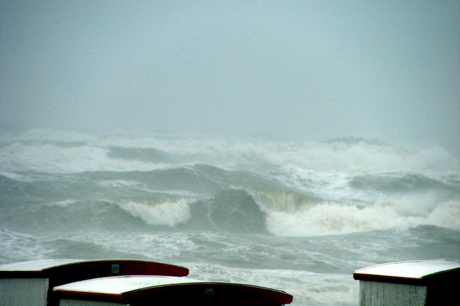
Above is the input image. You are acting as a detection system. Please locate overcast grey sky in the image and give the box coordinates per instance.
[1,1,459,154]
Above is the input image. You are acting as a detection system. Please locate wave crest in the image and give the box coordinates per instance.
[265,195,460,236]
[116,198,193,227]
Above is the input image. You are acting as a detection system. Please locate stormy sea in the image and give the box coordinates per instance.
[1,128,459,306]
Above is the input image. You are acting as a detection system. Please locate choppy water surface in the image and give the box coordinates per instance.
[1,128,459,306]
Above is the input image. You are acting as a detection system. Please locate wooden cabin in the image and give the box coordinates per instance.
[0,259,188,306]
[353,261,460,306]
[53,275,294,306]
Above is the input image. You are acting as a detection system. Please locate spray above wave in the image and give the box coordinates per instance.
[114,198,193,227]
[254,170,460,235]
[1,128,459,174]
[0,142,174,173]
[263,199,460,236]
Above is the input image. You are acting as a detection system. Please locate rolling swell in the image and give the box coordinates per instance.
[107,146,174,163]
[188,189,267,233]
[349,172,460,195]
[0,163,287,233]
[2,135,460,236]
[2,161,460,236]
[0,189,269,234]
[83,163,287,195]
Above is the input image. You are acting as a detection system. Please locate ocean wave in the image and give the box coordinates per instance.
[250,190,322,212]
[425,200,460,230]
[0,142,176,173]
[349,172,460,194]
[2,129,459,306]
[2,128,458,174]
[1,170,459,236]
[0,170,32,182]
[265,196,460,236]
[1,128,459,237]
[107,146,174,163]
[0,229,50,264]
[114,198,193,227]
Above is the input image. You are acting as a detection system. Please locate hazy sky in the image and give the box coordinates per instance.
[1,1,459,153]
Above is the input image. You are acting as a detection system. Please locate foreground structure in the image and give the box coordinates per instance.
[53,275,294,306]
[0,259,293,306]
[0,259,188,306]
[353,261,460,306]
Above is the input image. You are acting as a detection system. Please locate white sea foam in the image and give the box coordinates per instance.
[2,128,458,174]
[0,142,173,173]
[117,199,193,227]
[97,179,143,188]
[427,200,460,231]
[273,166,374,203]
[265,202,401,236]
[45,199,79,207]
[115,137,457,173]
[0,229,50,264]
[0,170,32,181]
[265,194,460,236]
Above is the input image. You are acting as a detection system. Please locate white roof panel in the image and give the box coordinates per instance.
[0,259,81,272]
[354,261,460,280]
[53,275,203,295]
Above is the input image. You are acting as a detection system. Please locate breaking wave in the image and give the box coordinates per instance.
[264,198,460,236]
[1,128,459,237]
[115,198,193,227]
